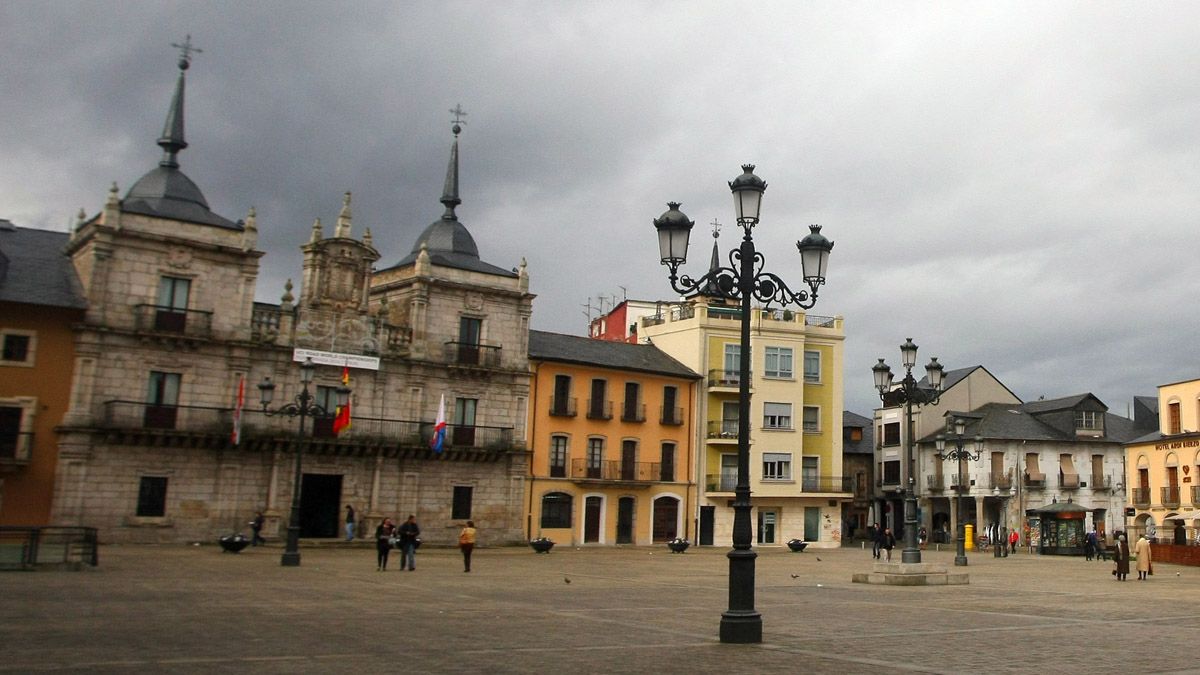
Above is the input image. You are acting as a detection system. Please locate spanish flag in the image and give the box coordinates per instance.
[332,366,351,435]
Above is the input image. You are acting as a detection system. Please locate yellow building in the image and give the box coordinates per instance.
[0,222,87,525]
[641,299,847,548]
[1124,378,1200,542]
[527,330,700,545]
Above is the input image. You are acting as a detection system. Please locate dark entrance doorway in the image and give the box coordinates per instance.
[653,496,679,541]
[584,496,602,543]
[616,497,634,544]
[299,473,342,538]
[699,505,715,545]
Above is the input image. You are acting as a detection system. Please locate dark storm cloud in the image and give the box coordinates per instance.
[3,1,1199,417]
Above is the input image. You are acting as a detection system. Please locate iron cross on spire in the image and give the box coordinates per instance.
[450,103,467,137]
[710,218,722,239]
[171,34,202,70]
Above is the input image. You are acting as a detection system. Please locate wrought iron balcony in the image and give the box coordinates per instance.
[707,369,749,388]
[586,399,612,420]
[1132,487,1151,506]
[1162,485,1181,508]
[444,341,501,367]
[800,476,853,493]
[1192,485,1200,506]
[988,471,1013,491]
[93,400,515,452]
[570,458,662,482]
[706,472,738,492]
[926,474,945,491]
[660,406,684,425]
[620,402,646,423]
[1090,475,1113,491]
[706,420,739,439]
[548,396,577,418]
[134,304,213,339]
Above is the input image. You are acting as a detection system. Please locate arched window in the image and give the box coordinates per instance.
[541,492,573,529]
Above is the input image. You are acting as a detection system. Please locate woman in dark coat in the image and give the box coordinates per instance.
[1113,533,1130,581]
[375,518,395,571]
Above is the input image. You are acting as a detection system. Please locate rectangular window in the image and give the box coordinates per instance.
[456,316,482,364]
[1075,410,1101,430]
[661,385,680,424]
[551,374,574,416]
[660,442,675,482]
[762,452,792,480]
[136,476,168,517]
[804,350,820,383]
[763,402,792,430]
[1,333,31,363]
[803,406,820,432]
[155,276,191,332]
[802,456,819,490]
[721,401,739,437]
[723,343,740,376]
[0,406,23,459]
[541,493,572,529]
[452,485,473,520]
[588,379,610,419]
[1169,402,1181,435]
[756,509,777,544]
[883,460,901,484]
[764,347,793,379]
[310,385,340,438]
[882,422,900,446]
[587,438,604,478]
[550,436,568,478]
[144,371,181,429]
[622,382,643,422]
[719,454,738,491]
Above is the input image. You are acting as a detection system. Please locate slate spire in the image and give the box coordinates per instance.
[158,35,201,169]
[440,104,467,220]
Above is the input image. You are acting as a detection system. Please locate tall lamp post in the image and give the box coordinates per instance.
[872,339,944,564]
[993,485,1013,558]
[258,357,350,567]
[935,416,982,566]
[653,165,833,644]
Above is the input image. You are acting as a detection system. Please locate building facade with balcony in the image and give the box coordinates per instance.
[0,222,88,525]
[48,56,532,545]
[841,411,875,542]
[1124,378,1200,544]
[527,330,700,545]
[639,299,848,549]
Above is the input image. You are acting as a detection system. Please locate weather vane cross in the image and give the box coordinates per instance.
[711,218,722,239]
[170,34,202,69]
[450,104,468,126]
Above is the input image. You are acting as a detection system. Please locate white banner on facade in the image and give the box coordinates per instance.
[292,348,380,371]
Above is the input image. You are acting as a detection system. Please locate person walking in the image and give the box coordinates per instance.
[1085,528,1097,561]
[398,514,420,571]
[374,518,395,571]
[1134,533,1153,580]
[882,528,896,562]
[1009,528,1018,554]
[344,504,356,542]
[1113,533,1130,581]
[250,511,265,546]
[458,520,477,572]
[918,526,928,551]
[871,522,882,560]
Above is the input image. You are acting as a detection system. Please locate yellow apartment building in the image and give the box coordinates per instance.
[640,299,848,549]
[527,330,700,545]
[1125,377,1200,542]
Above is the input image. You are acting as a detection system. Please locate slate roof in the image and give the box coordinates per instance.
[528,330,700,379]
[122,166,241,230]
[0,221,87,310]
[843,410,875,455]
[918,396,1142,445]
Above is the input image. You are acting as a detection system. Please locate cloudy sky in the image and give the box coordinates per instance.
[3,1,1198,416]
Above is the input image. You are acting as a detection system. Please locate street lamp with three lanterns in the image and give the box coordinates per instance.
[935,416,983,567]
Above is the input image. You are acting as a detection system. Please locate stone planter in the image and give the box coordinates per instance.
[529,538,555,553]
[667,539,690,553]
[219,534,250,553]
[786,539,808,553]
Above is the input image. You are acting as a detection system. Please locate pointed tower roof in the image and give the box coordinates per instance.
[389,106,515,277]
[122,36,240,231]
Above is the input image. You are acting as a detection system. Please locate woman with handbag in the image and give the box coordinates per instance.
[459,521,477,572]
[375,517,396,571]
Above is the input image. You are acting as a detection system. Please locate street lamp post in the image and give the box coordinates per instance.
[935,417,982,567]
[872,339,945,564]
[993,485,1013,558]
[653,165,833,644]
[258,357,350,567]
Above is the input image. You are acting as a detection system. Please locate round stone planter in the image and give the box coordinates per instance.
[666,539,690,553]
[786,539,808,553]
[219,534,250,553]
[529,539,555,554]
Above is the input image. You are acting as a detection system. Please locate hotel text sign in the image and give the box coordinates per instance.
[1155,439,1200,451]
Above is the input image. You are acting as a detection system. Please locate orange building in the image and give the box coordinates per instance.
[527,330,700,544]
[0,221,87,525]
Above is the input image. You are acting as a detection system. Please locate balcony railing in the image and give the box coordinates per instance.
[1192,485,1200,506]
[251,303,283,340]
[549,396,577,418]
[706,420,739,439]
[1090,475,1113,491]
[1162,486,1181,508]
[444,341,501,368]
[570,458,661,482]
[926,475,945,491]
[134,304,213,339]
[707,369,749,387]
[0,431,33,464]
[800,476,853,493]
[620,403,646,423]
[0,526,98,570]
[1132,487,1151,506]
[586,400,612,420]
[706,472,738,492]
[95,401,514,451]
[660,406,683,425]
[805,314,838,328]
[988,471,1013,491]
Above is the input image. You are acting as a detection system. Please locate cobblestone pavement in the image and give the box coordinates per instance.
[2,542,1198,674]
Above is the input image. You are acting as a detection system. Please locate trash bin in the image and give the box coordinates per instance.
[965,524,975,551]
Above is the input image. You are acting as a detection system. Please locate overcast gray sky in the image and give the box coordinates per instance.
[3,1,1197,417]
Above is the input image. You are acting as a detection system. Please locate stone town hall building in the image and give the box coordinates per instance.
[50,52,532,544]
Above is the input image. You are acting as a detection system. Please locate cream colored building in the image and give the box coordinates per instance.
[640,300,847,549]
[1125,378,1200,543]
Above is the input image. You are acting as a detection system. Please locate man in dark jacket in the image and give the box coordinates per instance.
[871,522,882,560]
[398,515,421,571]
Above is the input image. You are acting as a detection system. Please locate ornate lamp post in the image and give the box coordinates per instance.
[935,416,982,566]
[993,484,1013,558]
[653,165,833,644]
[872,339,944,564]
[258,357,350,567]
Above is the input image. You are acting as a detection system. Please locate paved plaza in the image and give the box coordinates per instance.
[2,542,1199,674]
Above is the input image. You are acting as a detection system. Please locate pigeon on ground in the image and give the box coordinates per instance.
[790,574,799,579]
[564,577,571,584]
[815,556,822,561]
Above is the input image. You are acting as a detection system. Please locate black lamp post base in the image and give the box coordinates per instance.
[954,556,968,567]
[719,611,763,644]
[281,551,301,567]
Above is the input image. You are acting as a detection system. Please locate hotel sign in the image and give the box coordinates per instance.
[292,348,380,371]
[1154,439,1200,451]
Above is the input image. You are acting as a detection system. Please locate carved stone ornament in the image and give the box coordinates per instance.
[465,292,484,310]
[166,247,193,268]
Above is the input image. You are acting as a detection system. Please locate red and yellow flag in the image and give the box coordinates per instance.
[332,367,351,435]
